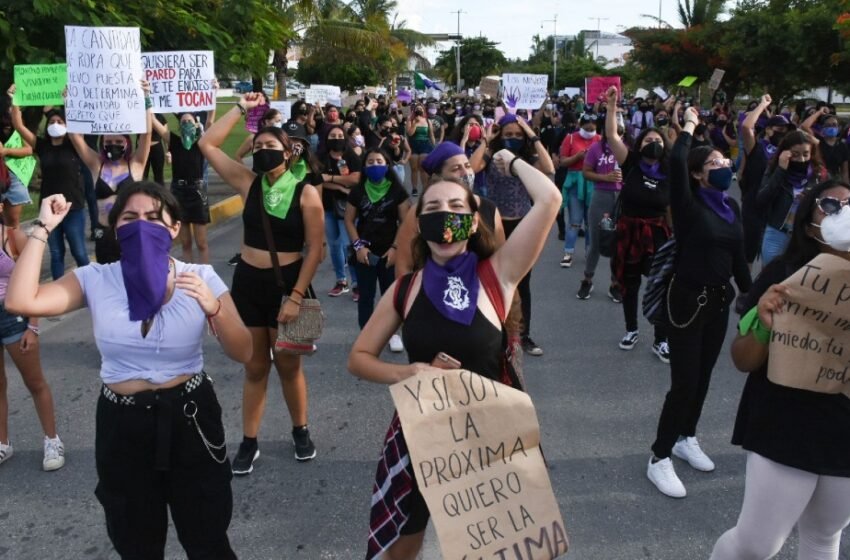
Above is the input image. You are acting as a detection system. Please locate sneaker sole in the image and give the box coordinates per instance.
[294,450,317,462]
[232,449,260,475]
[560,261,572,268]
[576,285,594,299]
[672,448,715,472]
[327,291,349,297]
[43,457,65,471]
[652,348,671,364]
[619,341,637,350]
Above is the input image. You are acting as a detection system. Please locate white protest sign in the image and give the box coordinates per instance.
[269,101,292,122]
[64,26,146,135]
[709,69,726,92]
[305,85,342,107]
[502,74,549,111]
[141,51,215,113]
[391,370,569,559]
[634,88,650,99]
[558,87,580,98]
[653,87,669,100]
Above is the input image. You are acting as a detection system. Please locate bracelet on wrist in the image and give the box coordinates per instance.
[509,156,522,177]
[206,300,222,337]
[28,232,47,243]
[738,306,771,345]
[236,103,247,116]
[287,297,303,307]
[529,136,541,144]
[291,287,306,299]
[33,219,50,235]
[353,238,370,251]
[206,299,222,319]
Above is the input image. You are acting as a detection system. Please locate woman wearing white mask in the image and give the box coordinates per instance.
[347,125,365,158]
[710,180,850,559]
[9,98,89,280]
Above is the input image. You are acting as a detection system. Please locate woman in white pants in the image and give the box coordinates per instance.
[711,179,850,559]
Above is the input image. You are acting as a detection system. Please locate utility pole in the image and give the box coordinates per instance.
[450,10,465,93]
[659,0,663,29]
[588,17,610,59]
[542,16,558,91]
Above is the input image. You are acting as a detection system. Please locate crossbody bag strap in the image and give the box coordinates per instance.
[477,259,506,323]
[257,183,285,288]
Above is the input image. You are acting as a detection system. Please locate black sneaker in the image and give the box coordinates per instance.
[577,280,593,300]
[560,254,573,268]
[232,440,260,475]
[228,253,241,266]
[521,337,543,357]
[608,284,623,303]
[411,188,419,197]
[619,331,639,351]
[293,426,317,461]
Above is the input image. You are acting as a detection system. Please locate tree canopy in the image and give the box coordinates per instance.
[433,37,507,88]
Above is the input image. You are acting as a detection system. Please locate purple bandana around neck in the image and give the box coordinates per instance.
[638,159,666,181]
[787,163,813,191]
[117,220,173,322]
[422,252,480,326]
[697,188,735,224]
[760,138,778,159]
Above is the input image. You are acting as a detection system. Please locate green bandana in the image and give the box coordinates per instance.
[262,162,304,219]
[180,122,199,150]
[364,178,392,204]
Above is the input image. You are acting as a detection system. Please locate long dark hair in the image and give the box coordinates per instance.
[108,181,182,228]
[780,179,850,270]
[686,145,716,193]
[489,121,536,161]
[447,114,484,145]
[411,179,496,270]
[767,130,824,176]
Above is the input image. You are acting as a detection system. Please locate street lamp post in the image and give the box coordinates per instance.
[542,15,558,91]
[588,16,610,59]
[450,10,465,93]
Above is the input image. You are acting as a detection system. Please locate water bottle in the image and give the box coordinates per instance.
[600,213,615,232]
[337,158,349,176]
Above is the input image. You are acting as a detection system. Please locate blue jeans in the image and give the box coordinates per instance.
[47,207,90,279]
[761,225,791,266]
[393,164,406,185]
[564,188,589,254]
[81,163,98,231]
[353,258,394,328]
[324,211,357,285]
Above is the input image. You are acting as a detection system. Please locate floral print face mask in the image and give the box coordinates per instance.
[418,211,474,244]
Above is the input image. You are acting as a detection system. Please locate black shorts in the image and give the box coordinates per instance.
[231,258,303,328]
[171,180,210,225]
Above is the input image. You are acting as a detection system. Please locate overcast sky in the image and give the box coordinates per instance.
[396,0,683,61]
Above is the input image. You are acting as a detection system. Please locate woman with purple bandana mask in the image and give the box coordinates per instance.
[801,107,849,183]
[6,183,252,558]
[349,147,561,560]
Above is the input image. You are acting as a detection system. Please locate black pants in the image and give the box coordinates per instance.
[353,258,395,329]
[144,141,166,186]
[651,281,731,458]
[741,189,764,264]
[95,376,237,559]
[622,260,666,342]
[502,218,532,338]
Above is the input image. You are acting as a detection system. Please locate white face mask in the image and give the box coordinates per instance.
[812,206,850,252]
[47,123,67,138]
[354,134,365,147]
[461,171,475,190]
[578,128,596,140]
[272,121,283,128]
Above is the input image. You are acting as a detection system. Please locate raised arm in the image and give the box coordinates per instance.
[799,107,825,144]
[604,87,629,165]
[8,104,37,149]
[670,107,698,217]
[150,114,169,140]
[517,118,553,174]
[130,81,154,175]
[198,93,263,198]
[742,94,771,155]
[490,149,562,298]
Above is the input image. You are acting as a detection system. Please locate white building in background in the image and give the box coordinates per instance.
[561,30,633,69]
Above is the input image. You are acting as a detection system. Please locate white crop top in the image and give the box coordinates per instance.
[73,260,229,385]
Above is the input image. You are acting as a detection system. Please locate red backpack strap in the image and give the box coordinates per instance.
[393,270,419,319]
[477,259,506,323]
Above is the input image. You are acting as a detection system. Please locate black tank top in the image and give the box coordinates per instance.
[478,197,497,232]
[398,277,502,381]
[95,164,135,200]
[242,175,307,252]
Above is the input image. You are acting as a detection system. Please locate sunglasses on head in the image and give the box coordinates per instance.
[816,197,850,216]
[704,158,732,169]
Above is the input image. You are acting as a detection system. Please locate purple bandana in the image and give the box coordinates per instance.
[698,188,735,224]
[422,252,480,326]
[117,220,173,322]
[639,160,666,181]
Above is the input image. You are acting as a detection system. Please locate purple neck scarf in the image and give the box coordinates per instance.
[639,159,666,181]
[760,138,778,159]
[422,252,480,326]
[117,220,173,322]
[697,188,735,224]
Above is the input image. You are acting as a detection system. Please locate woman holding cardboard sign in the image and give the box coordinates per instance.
[348,148,560,559]
[710,180,850,559]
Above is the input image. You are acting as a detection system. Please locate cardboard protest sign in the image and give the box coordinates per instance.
[585,76,621,104]
[479,77,501,99]
[708,69,726,92]
[768,254,850,397]
[390,370,568,560]
[245,103,270,134]
[501,74,548,111]
[13,64,67,106]
[64,26,146,135]
[141,51,215,113]
[269,101,291,123]
[305,85,342,107]
[2,132,37,186]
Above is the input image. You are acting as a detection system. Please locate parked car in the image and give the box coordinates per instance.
[233,81,253,93]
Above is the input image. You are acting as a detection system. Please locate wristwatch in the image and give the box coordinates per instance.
[529,136,541,144]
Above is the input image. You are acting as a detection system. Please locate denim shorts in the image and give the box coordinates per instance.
[0,302,28,345]
[2,171,33,206]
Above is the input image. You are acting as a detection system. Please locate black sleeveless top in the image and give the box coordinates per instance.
[397,275,502,381]
[95,165,135,200]
[242,174,307,253]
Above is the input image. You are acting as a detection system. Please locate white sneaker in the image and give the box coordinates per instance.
[0,441,13,466]
[672,437,716,472]
[647,456,686,498]
[43,435,65,471]
[388,334,405,353]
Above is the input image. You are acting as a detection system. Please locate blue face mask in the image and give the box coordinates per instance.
[823,126,840,138]
[708,166,734,191]
[503,138,524,153]
[365,164,388,183]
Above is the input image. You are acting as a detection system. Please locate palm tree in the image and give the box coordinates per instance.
[677,0,726,28]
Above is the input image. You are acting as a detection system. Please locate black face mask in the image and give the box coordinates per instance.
[252,149,286,174]
[787,160,809,175]
[769,132,786,146]
[640,142,664,160]
[327,138,346,152]
[694,124,707,136]
[104,144,126,161]
[380,128,391,137]
[346,115,356,123]
[297,108,308,116]
[656,118,669,127]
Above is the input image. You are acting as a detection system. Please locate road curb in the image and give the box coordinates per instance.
[209,194,244,226]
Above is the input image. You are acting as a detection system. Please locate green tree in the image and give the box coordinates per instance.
[434,37,507,89]
[677,0,727,27]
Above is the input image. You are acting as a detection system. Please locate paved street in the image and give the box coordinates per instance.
[2,200,849,559]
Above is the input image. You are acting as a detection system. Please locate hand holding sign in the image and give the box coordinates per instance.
[758,284,791,329]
